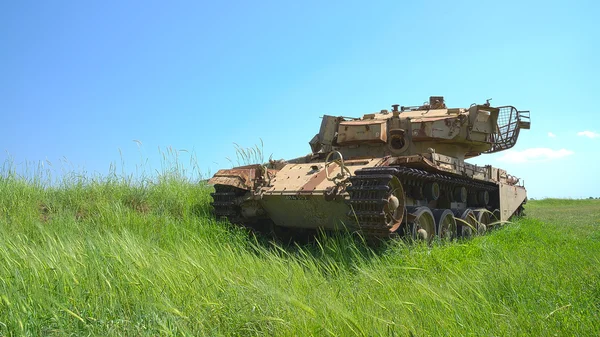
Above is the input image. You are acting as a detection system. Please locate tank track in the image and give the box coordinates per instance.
[210,185,245,224]
[346,166,498,239]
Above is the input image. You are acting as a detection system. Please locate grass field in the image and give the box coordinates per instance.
[1,167,599,336]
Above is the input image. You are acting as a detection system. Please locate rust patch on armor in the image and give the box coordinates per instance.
[300,163,337,193]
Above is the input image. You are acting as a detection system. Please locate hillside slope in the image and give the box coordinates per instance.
[1,173,599,336]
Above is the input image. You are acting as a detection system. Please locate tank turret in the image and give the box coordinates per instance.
[309,96,531,162]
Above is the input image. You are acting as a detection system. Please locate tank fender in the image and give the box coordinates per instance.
[208,165,278,191]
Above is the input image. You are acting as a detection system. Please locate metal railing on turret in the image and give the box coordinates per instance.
[485,106,530,153]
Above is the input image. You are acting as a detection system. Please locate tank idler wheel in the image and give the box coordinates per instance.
[473,209,491,235]
[406,206,436,243]
[433,209,457,240]
[453,209,476,239]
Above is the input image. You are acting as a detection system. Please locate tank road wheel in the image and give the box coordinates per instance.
[433,209,457,240]
[454,209,477,239]
[384,177,405,233]
[474,209,491,235]
[491,209,501,228]
[407,206,436,243]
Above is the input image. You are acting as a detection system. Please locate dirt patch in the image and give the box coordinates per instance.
[125,198,151,214]
[38,203,52,223]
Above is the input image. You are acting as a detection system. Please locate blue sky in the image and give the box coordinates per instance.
[1,0,598,198]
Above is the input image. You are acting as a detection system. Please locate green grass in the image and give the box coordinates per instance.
[1,165,599,336]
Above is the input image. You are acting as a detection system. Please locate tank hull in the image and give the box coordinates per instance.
[209,152,527,239]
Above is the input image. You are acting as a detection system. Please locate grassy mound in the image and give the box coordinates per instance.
[1,170,599,336]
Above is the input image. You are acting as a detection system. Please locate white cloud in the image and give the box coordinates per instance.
[497,148,574,164]
[547,132,556,138]
[577,131,600,139]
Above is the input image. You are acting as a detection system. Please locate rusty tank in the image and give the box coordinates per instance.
[209,96,531,240]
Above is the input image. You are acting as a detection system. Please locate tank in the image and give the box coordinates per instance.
[209,96,531,240]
